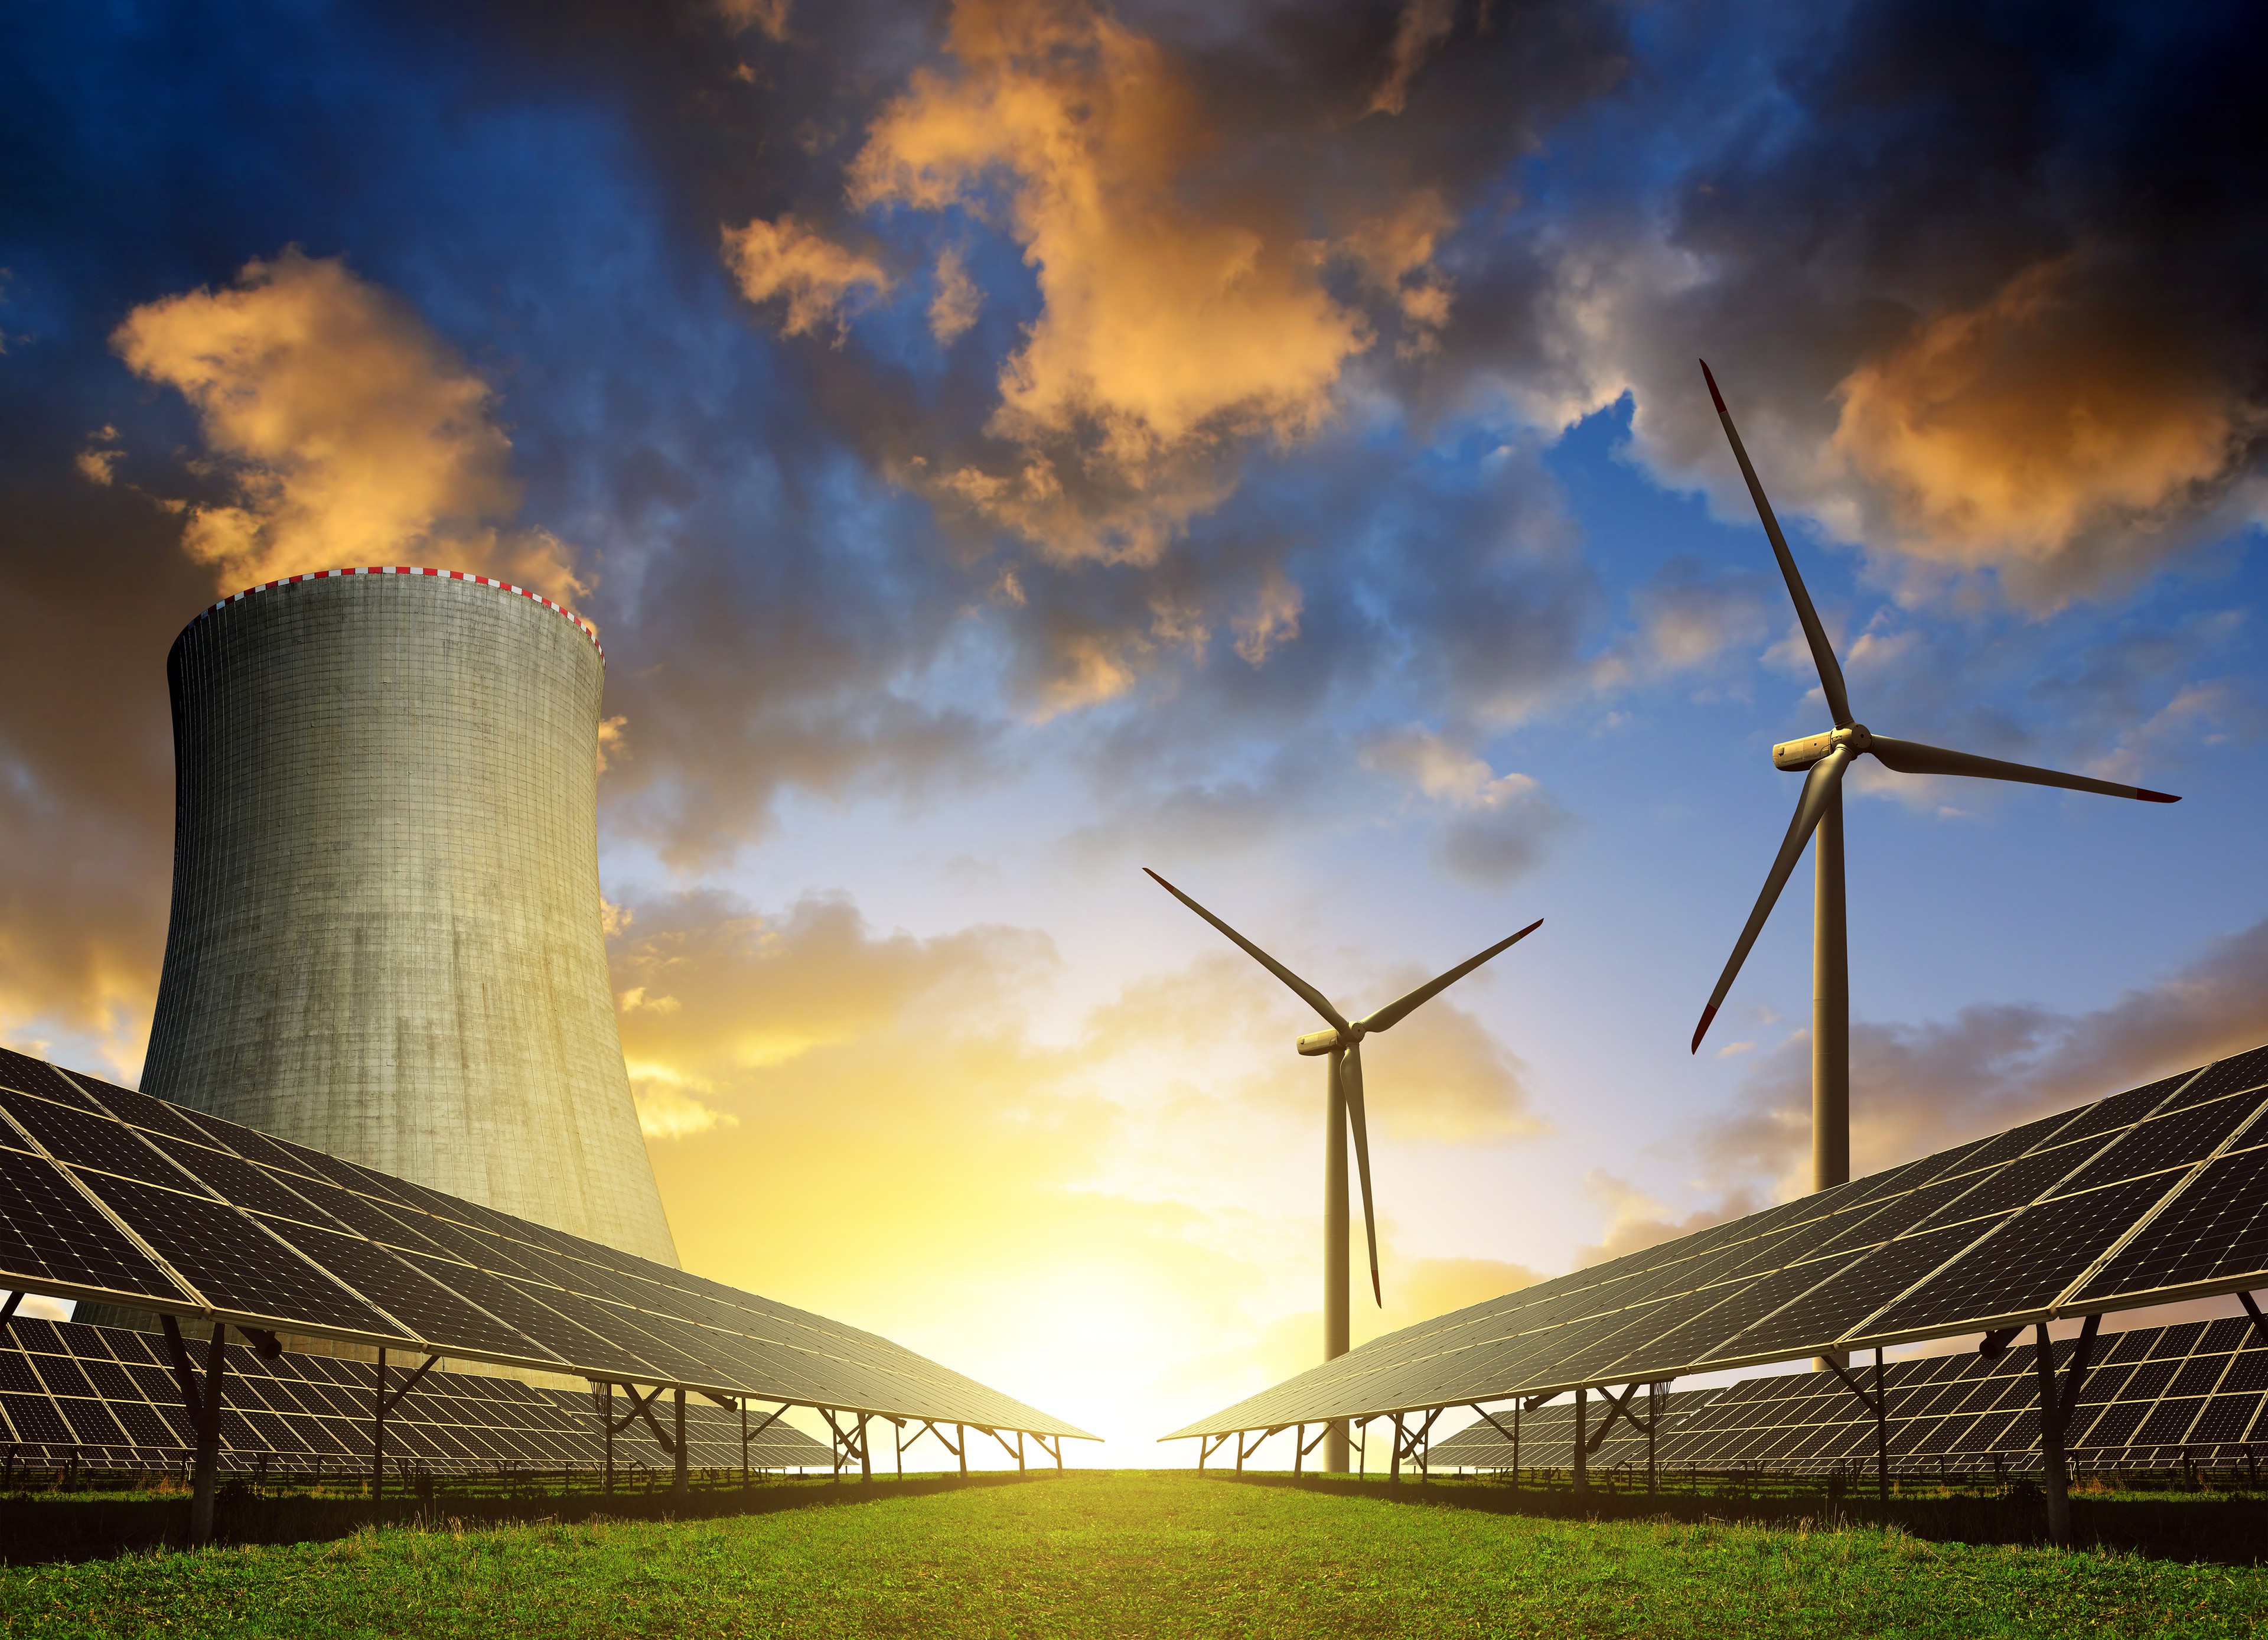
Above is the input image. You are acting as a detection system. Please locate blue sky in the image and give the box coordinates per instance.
[2,0,2265,1459]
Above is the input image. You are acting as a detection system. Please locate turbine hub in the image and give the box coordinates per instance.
[1771,723,1872,770]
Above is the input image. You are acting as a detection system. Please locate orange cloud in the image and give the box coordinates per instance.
[720,214,891,341]
[112,249,585,600]
[1832,256,2253,597]
[847,0,1373,566]
[928,246,981,344]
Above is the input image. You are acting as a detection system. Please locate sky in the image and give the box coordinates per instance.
[3,0,2267,1468]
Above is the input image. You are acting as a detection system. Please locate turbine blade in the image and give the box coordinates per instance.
[1142,868,1350,1031]
[1342,1042,1383,1308]
[1359,918,1544,1034]
[1700,360,1853,729]
[1692,745,1853,1053]
[1866,737,2181,803]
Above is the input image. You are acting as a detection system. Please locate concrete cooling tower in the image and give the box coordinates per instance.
[139,565,679,1267]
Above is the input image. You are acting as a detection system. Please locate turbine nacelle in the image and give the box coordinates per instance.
[1772,724,1872,771]
[1296,1027,1348,1056]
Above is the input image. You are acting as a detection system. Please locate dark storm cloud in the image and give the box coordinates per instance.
[1445,0,2268,603]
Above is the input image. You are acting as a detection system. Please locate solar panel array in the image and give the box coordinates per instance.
[0,1048,1091,1440]
[1169,1046,2268,1439]
[0,1317,834,1473]
[1428,1318,2268,1475]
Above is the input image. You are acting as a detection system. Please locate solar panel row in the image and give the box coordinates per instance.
[1428,1317,2268,1475]
[0,1048,1092,1441]
[0,1316,834,1473]
[1169,1045,2268,1439]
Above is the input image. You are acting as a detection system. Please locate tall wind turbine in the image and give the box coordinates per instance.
[1690,359,2181,1200]
[1145,866,1540,1472]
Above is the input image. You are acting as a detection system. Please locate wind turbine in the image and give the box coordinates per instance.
[1145,866,1540,1472]
[1690,359,2181,1200]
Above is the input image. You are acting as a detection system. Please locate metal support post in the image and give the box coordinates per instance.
[1389,1414,1403,1482]
[895,1417,902,1478]
[1014,1429,1023,1474]
[1294,1423,1304,1478]
[1873,1348,1889,1502]
[1573,1389,1588,1495]
[604,1383,615,1495]
[861,1414,873,1480]
[673,1389,689,1498]
[161,1317,231,1548]
[373,1346,387,1502]
[740,1398,748,1488]
[958,1423,967,1476]
[2032,1316,2101,1551]
[1648,1383,1659,1496]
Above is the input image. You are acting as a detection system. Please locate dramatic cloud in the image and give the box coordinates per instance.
[112,250,586,599]
[845,0,1376,564]
[721,214,891,341]
[1830,256,2255,588]
[1501,1,2268,606]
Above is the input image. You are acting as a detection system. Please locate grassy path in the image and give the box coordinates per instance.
[3,1471,2262,1638]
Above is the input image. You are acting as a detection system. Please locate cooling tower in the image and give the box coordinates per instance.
[139,565,679,1267]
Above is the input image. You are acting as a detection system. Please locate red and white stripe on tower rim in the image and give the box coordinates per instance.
[193,565,605,663]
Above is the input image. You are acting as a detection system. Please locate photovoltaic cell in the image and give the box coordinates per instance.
[0,1146,187,1304]
[2050,1096,2268,1195]
[0,1091,198,1192]
[2074,1147,2268,1304]
[0,1050,105,1110]
[139,1137,334,1224]
[250,1217,549,1360]
[1860,1177,2182,1338]
[77,1174,398,1335]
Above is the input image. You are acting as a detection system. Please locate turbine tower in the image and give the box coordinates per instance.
[1146,867,1539,1472]
[1689,360,2181,1203]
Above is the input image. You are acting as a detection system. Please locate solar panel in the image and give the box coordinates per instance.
[0,1145,191,1306]
[1436,1320,2268,1476]
[0,1319,844,1474]
[0,1054,1091,1442]
[1169,1049,2268,1440]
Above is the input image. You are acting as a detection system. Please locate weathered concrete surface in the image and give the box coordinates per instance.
[140,570,677,1265]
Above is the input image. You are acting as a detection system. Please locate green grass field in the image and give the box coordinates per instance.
[5,1471,2264,1639]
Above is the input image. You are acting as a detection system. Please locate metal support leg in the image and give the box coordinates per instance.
[2033,1324,2070,1547]
[1389,1414,1403,1482]
[604,1383,614,1496]
[183,1323,230,1548]
[1648,1384,1658,1496]
[673,1389,689,1498]
[860,1414,873,1481]
[372,1346,387,1503]
[1573,1389,1588,1495]
[1873,1348,1889,1504]
[958,1424,967,1477]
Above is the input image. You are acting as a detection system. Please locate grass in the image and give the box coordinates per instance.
[5,1470,2267,1638]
